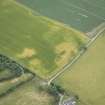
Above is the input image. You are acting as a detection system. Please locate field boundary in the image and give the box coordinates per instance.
[0,54,36,97]
[48,22,105,85]
[0,74,34,98]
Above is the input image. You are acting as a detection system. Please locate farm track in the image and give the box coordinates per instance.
[48,22,105,85]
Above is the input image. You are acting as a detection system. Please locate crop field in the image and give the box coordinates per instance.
[0,0,88,78]
[55,31,105,105]
[16,0,105,32]
[1,0,105,105]
[0,77,57,105]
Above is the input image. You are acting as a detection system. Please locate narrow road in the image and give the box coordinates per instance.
[48,24,105,85]
[59,94,64,105]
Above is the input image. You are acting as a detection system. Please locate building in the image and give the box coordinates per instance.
[62,97,76,105]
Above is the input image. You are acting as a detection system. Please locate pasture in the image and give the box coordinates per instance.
[55,31,105,105]
[0,73,33,95]
[0,69,13,80]
[0,0,88,78]
[0,77,57,105]
[16,0,105,32]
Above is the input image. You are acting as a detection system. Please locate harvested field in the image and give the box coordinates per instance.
[55,31,105,105]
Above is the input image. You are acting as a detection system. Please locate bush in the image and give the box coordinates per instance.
[49,83,65,95]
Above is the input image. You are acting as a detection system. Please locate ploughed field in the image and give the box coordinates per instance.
[16,0,105,32]
[0,0,88,78]
[55,31,105,105]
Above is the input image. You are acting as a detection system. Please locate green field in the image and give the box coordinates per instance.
[0,0,105,105]
[55,31,105,105]
[0,77,57,105]
[0,69,13,80]
[0,73,32,95]
[16,0,105,32]
[0,0,88,78]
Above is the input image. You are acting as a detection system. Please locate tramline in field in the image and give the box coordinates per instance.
[17,0,105,32]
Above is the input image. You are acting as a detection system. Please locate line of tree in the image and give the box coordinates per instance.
[0,54,35,79]
[0,54,23,76]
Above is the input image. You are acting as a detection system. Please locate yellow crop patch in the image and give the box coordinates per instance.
[55,42,77,67]
[17,48,36,58]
